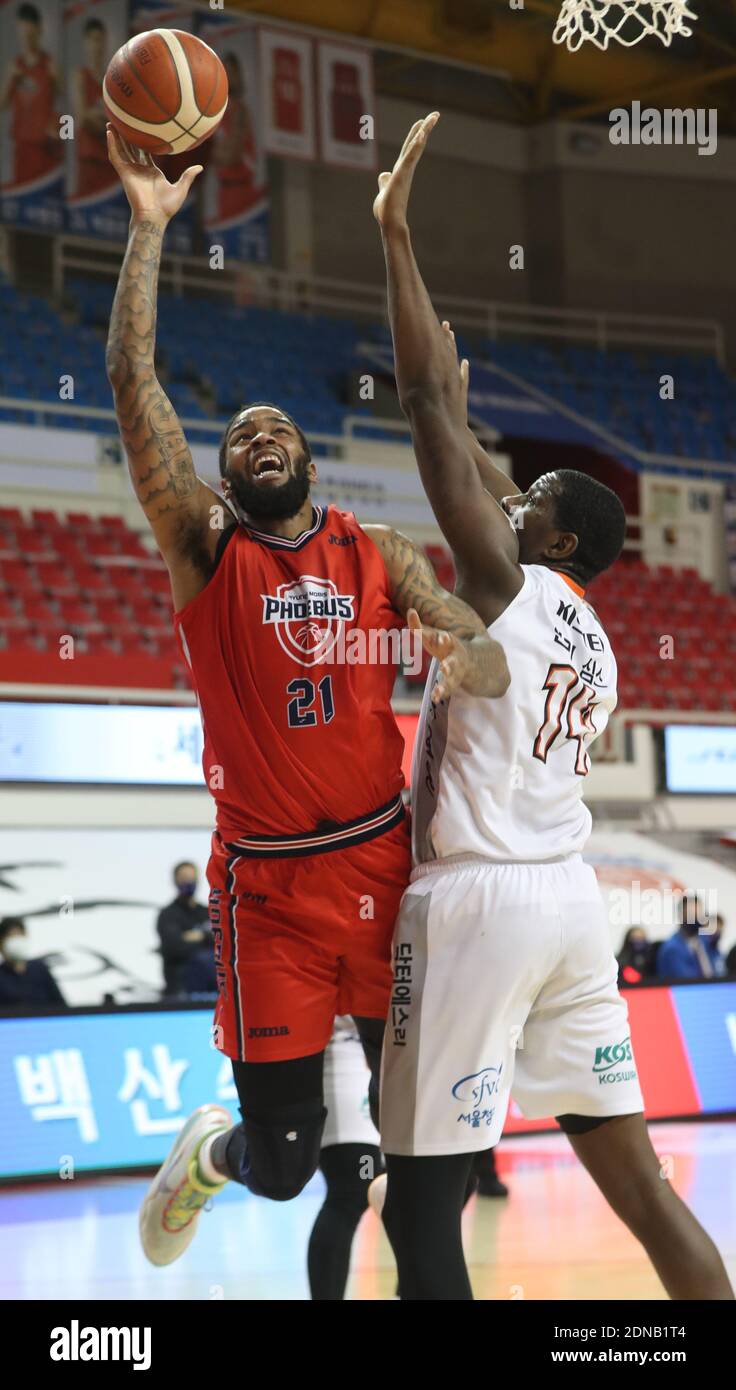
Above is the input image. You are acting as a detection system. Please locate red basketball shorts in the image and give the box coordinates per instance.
[207,806,410,1062]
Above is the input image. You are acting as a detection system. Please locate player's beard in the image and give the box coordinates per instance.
[226,451,311,522]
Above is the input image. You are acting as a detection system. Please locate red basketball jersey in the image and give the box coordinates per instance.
[213,101,259,221]
[175,505,406,842]
[10,52,59,183]
[75,69,115,197]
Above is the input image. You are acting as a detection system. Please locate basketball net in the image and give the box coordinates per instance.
[553,0,698,51]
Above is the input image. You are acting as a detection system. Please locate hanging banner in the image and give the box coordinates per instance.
[0,0,64,232]
[258,26,315,162]
[197,13,269,263]
[128,0,200,254]
[63,0,128,239]
[317,38,376,171]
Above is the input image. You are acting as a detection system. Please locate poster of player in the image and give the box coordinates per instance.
[0,0,64,232]
[317,38,376,171]
[128,0,199,253]
[258,26,316,162]
[197,13,269,264]
[63,0,128,239]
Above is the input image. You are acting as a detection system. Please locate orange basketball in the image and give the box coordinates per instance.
[103,29,228,156]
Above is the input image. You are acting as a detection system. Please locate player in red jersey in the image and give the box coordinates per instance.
[72,17,116,201]
[209,53,263,225]
[104,128,510,1268]
[0,3,61,188]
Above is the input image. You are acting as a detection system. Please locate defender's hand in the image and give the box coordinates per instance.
[106,125,202,223]
[441,320,470,418]
[407,607,469,705]
[373,111,439,233]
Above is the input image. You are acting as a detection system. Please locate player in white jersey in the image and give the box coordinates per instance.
[371,113,734,1301]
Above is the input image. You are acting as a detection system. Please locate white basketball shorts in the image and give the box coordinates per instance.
[379,854,644,1155]
[321,1018,380,1150]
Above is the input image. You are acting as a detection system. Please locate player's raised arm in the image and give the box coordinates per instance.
[104,127,222,608]
[364,525,510,700]
[443,323,521,506]
[373,114,522,613]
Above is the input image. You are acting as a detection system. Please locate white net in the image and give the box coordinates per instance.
[553,1,698,51]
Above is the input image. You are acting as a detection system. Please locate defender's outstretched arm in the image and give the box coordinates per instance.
[374,115,522,611]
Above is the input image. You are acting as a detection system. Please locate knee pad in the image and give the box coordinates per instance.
[556,1113,615,1136]
[239,1105,327,1201]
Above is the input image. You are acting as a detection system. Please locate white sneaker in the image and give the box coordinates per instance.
[368,1172,387,1219]
[139,1104,232,1267]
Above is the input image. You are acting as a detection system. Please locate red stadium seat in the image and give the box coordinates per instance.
[58,600,94,626]
[85,535,122,557]
[4,630,42,651]
[20,597,60,622]
[0,560,39,591]
[118,536,151,559]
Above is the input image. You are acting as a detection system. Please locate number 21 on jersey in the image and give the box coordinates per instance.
[533,663,598,775]
[286,675,335,728]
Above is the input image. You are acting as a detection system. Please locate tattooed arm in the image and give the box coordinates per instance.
[104,127,225,609]
[364,525,509,700]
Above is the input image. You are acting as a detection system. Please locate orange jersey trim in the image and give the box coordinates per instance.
[559,572,586,599]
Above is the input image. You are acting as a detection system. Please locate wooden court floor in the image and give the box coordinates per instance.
[2,1122,734,1301]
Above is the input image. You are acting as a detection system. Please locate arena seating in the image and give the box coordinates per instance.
[0,507,188,689]
[2,505,733,711]
[478,339,736,464]
[1,276,734,466]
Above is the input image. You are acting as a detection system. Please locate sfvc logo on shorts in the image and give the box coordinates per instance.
[261,575,355,666]
[593,1037,633,1073]
[452,1065,503,1107]
[452,1065,503,1129]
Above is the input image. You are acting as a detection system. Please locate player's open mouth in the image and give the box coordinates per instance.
[251,449,287,481]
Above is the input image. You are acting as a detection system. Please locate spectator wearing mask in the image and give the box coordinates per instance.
[713,915,730,978]
[0,917,66,1006]
[656,894,725,981]
[156,861,215,997]
[617,926,653,987]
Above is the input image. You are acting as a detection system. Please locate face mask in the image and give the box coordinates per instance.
[3,937,34,962]
[178,882,197,898]
[682,921,704,938]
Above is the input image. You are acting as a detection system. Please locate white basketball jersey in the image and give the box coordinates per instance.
[412,564,617,864]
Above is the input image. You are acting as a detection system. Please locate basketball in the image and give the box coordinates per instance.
[103,29,228,156]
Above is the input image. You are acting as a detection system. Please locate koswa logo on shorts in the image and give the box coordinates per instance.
[593,1037,633,1073]
[261,576,355,666]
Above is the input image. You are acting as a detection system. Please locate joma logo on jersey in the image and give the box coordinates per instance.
[261,576,355,666]
[593,1037,632,1073]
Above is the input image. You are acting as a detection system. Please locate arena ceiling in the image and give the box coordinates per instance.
[232,1,736,131]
